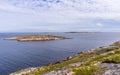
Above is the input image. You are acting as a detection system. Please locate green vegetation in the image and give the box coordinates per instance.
[31,52,92,75]
[10,42,120,75]
[111,41,120,46]
[102,50,120,63]
[73,65,103,75]
[29,47,119,75]
[72,49,120,75]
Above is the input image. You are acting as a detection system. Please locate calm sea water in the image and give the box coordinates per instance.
[0,32,120,75]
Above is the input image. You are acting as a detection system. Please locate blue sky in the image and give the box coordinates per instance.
[0,0,120,32]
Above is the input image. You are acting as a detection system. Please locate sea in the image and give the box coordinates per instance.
[0,32,120,75]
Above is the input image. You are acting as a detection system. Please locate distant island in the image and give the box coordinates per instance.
[5,35,67,41]
[66,32,101,33]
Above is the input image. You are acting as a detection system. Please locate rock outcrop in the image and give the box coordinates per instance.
[101,63,120,75]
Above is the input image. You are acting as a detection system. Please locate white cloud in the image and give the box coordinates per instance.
[0,0,120,32]
[0,1,36,14]
[0,0,120,18]
[96,23,103,27]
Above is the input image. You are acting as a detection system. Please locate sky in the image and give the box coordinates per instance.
[0,0,120,32]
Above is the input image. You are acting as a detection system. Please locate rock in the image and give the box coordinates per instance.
[101,63,120,75]
[77,52,83,54]
[47,63,53,66]
[9,67,37,75]
[66,56,73,60]
[54,61,62,64]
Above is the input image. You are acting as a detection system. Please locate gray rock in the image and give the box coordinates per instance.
[101,63,120,75]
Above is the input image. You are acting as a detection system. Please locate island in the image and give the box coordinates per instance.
[5,35,67,41]
[10,41,120,75]
[65,32,101,34]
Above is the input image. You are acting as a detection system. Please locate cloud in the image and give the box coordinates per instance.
[0,0,120,19]
[0,0,120,32]
[96,23,103,27]
[0,1,35,14]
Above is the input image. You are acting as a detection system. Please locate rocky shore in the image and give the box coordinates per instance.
[5,35,67,41]
[10,41,120,75]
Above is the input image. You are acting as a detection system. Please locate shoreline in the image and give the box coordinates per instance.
[10,41,120,75]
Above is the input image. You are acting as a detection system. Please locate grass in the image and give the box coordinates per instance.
[102,50,120,63]
[30,47,119,75]
[12,46,120,75]
[72,49,120,75]
[30,40,120,75]
[31,53,91,75]
[73,65,103,75]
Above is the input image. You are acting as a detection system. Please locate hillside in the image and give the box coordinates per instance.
[10,41,120,75]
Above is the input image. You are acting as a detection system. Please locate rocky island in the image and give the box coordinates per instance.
[5,35,67,41]
[10,41,120,75]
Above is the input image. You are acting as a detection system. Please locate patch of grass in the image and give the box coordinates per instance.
[103,54,120,63]
[111,41,120,46]
[73,65,102,75]
[102,49,120,63]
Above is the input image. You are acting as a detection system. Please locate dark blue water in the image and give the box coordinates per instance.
[0,32,120,75]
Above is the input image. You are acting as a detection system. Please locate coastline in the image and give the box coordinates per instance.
[9,41,120,75]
